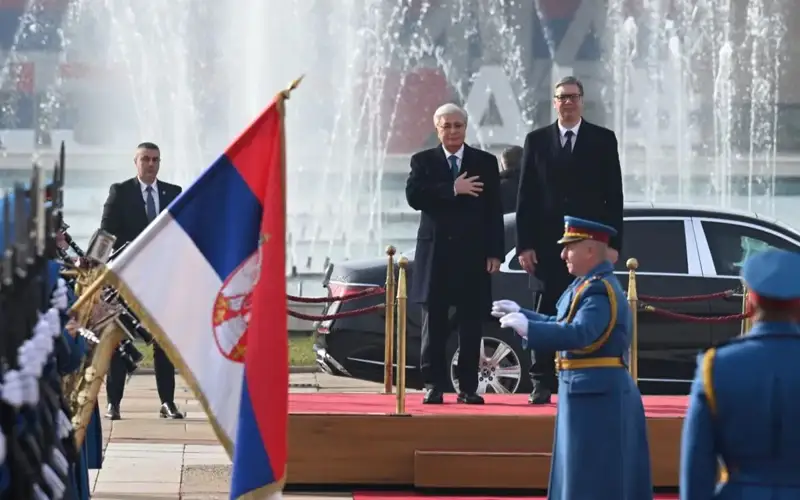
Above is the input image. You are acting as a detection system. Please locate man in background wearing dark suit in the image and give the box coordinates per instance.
[499,145,523,214]
[516,76,624,404]
[101,142,184,420]
[406,103,505,405]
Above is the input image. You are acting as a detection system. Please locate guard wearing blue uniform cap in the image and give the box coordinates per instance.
[680,249,800,500]
[493,216,652,500]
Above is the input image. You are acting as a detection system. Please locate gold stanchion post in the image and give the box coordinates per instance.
[626,258,639,385]
[740,286,751,336]
[395,257,409,415]
[383,245,397,394]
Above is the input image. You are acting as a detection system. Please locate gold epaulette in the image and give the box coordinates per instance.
[558,276,618,355]
[702,348,730,483]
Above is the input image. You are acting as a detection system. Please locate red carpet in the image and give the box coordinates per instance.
[290,393,687,418]
[354,492,678,500]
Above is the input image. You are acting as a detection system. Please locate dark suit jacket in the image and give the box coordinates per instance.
[405,144,505,307]
[516,120,623,273]
[101,177,182,250]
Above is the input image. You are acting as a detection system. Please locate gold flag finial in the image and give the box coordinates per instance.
[280,75,305,100]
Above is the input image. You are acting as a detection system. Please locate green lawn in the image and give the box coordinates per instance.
[133,334,317,369]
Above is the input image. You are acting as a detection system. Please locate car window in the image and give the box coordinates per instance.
[506,251,524,271]
[616,220,689,274]
[701,221,798,276]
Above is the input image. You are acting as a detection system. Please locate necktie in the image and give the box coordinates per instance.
[562,130,574,155]
[448,155,459,179]
[145,186,157,222]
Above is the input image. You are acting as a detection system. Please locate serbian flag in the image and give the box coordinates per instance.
[107,81,301,499]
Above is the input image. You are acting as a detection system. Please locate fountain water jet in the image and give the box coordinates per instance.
[605,0,786,213]
[10,0,787,268]
[52,0,537,272]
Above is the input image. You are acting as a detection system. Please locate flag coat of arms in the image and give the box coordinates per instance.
[106,82,300,499]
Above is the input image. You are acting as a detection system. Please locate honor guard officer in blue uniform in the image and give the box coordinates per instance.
[494,216,652,500]
[681,249,800,500]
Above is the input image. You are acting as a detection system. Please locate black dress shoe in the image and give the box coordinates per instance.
[457,392,485,405]
[159,402,185,419]
[422,388,444,404]
[105,404,121,420]
[528,386,552,405]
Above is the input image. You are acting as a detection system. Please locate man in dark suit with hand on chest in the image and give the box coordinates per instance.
[406,103,505,405]
[100,141,184,420]
[516,76,624,404]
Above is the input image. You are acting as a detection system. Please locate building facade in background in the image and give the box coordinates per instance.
[0,0,797,261]
[0,0,796,154]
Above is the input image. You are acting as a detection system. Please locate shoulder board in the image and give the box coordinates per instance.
[702,338,737,352]
[581,277,611,294]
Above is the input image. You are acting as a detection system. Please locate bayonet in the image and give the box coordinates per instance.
[2,193,12,288]
[12,183,27,278]
[30,165,45,257]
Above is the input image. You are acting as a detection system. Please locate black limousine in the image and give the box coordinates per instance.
[313,204,800,395]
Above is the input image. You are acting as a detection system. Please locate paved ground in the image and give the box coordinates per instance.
[91,371,379,499]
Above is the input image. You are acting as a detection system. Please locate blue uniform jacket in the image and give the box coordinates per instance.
[680,321,800,500]
[520,260,632,366]
[517,260,652,500]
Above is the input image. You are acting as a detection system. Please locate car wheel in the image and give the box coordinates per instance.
[448,323,531,394]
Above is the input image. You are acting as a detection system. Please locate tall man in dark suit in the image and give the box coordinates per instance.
[406,103,505,405]
[100,142,184,420]
[516,76,624,404]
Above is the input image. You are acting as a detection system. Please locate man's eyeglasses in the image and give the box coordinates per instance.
[438,122,465,130]
[554,94,582,102]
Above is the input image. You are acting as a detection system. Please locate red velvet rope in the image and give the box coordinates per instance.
[287,303,385,321]
[638,289,736,303]
[286,287,385,304]
[641,304,751,323]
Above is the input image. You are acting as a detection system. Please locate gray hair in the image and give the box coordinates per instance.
[554,76,584,96]
[433,103,468,126]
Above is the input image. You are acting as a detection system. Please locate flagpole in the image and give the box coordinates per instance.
[276,76,303,237]
[271,76,303,497]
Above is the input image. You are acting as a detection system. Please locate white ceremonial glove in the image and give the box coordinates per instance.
[2,370,25,408]
[41,463,66,500]
[50,448,69,477]
[45,308,61,338]
[50,282,68,311]
[499,312,529,338]
[491,299,521,318]
[56,410,72,440]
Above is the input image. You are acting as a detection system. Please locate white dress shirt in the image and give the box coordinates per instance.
[443,143,465,170]
[444,144,465,195]
[558,119,582,151]
[138,178,160,213]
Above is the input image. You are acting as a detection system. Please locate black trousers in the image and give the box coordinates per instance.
[106,342,176,407]
[529,258,574,392]
[419,251,483,393]
[420,298,482,393]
